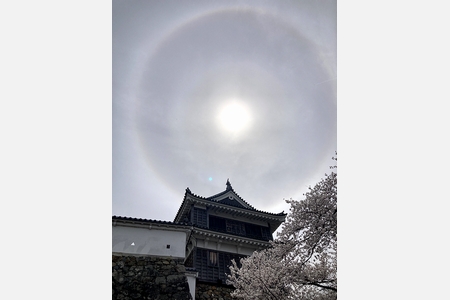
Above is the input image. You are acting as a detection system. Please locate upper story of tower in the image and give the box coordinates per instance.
[174,180,287,242]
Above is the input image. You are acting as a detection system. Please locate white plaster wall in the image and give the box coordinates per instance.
[112,226,187,258]
[186,273,197,300]
[238,246,257,256]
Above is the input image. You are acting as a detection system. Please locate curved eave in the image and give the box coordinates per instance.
[113,215,192,232]
[175,196,286,221]
[174,196,286,233]
[192,228,271,248]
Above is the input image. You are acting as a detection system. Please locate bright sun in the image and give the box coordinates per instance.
[217,101,252,135]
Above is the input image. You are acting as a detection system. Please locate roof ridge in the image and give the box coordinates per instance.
[174,182,287,222]
[206,180,256,210]
[112,215,191,226]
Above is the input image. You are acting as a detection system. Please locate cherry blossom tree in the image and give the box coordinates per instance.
[228,159,337,299]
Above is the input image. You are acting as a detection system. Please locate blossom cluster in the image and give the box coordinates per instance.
[227,169,337,299]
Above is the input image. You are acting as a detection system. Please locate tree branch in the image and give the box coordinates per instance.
[305,281,337,292]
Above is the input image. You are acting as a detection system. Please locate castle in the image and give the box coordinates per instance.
[112,180,286,299]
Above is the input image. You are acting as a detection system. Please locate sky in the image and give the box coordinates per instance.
[112,0,337,223]
[4,1,450,299]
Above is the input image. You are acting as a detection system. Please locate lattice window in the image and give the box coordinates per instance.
[195,248,246,283]
[209,215,272,240]
[261,227,271,240]
[226,220,246,235]
[193,208,207,227]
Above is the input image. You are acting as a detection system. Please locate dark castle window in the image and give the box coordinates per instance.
[209,215,272,241]
[195,248,246,283]
[226,220,246,235]
[261,227,270,240]
[192,207,207,227]
[209,215,226,230]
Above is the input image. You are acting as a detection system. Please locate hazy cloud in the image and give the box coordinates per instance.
[113,0,336,220]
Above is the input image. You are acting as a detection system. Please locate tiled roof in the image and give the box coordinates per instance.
[205,180,257,210]
[112,215,191,226]
[174,180,286,222]
[185,184,285,216]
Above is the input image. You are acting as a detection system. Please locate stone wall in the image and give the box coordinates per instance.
[112,255,192,300]
[195,282,234,300]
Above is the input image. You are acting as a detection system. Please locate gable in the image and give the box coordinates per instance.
[175,181,287,231]
[211,189,253,210]
[217,197,247,209]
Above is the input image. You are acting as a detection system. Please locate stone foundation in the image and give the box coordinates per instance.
[112,255,192,300]
[195,282,234,300]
